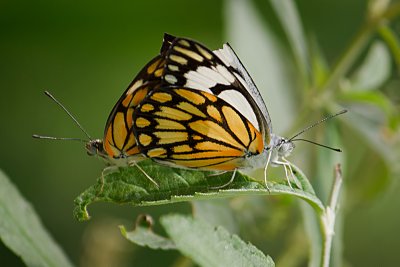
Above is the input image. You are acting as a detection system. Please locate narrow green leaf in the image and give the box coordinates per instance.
[74,160,324,221]
[160,214,275,267]
[339,90,400,130]
[339,90,396,117]
[337,105,398,201]
[341,107,399,163]
[378,23,400,68]
[0,170,74,267]
[309,36,330,89]
[224,0,296,133]
[351,41,391,90]
[119,224,176,250]
[269,0,310,78]
[314,122,344,201]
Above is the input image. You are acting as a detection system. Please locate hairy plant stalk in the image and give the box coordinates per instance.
[320,164,343,267]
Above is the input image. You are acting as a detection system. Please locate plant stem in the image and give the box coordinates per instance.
[319,164,343,267]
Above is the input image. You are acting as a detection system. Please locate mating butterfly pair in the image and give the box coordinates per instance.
[37,34,343,188]
[83,33,300,188]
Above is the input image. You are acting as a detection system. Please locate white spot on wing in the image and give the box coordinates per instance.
[216,64,235,83]
[185,70,216,90]
[185,80,213,93]
[165,74,177,84]
[196,66,231,86]
[168,65,179,71]
[126,79,143,95]
[213,47,230,66]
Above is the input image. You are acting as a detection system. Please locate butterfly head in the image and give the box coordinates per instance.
[270,135,295,158]
[86,139,107,158]
[277,138,295,158]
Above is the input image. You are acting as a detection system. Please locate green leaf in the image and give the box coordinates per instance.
[160,214,275,267]
[341,107,399,163]
[269,0,310,78]
[314,122,344,201]
[300,203,321,267]
[119,215,176,250]
[339,90,396,116]
[0,170,74,267]
[224,0,296,133]
[193,200,239,234]
[341,106,400,201]
[378,22,400,69]
[74,160,324,221]
[339,90,400,130]
[351,41,391,90]
[309,36,330,89]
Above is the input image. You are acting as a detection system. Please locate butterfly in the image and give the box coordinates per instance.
[34,50,170,187]
[86,55,165,164]
[85,35,185,167]
[132,34,302,188]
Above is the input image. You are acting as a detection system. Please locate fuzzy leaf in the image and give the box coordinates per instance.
[74,160,324,221]
[351,41,390,90]
[224,0,296,133]
[270,0,310,76]
[378,24,400,69]
[339,90,396,116]
[0,170,73,267]
[119,225,176,250]
[160,214,275,267]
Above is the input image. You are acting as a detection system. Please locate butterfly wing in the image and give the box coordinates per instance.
[103,55,166,159]
[161,34,272,143]
[213,43,273,136]
[133,87,264,171]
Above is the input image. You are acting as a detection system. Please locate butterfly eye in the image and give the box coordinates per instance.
[86,140,103,156]
[278,141,295,158]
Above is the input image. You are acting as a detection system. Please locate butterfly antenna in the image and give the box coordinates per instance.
[290,138,342,152]
[288,109,347,141]
[43,90,92,140]
[32,134,87,143]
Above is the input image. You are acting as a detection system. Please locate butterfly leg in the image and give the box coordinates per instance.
[272,159,300,190]
[128,161,159,189]
[263,150,272,190]
[271,159,293,189]
[210,169,237,189]
[208,170,228,177]
[99,165,119,193]
[282,157,302,189]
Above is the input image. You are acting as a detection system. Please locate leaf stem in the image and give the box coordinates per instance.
[319,164,343,267]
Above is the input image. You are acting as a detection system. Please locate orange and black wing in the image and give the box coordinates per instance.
[103,55,166,159]
[133,87,264,171]
[160,34,271,141]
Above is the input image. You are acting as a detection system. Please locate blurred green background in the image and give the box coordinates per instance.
[1,0,399,266]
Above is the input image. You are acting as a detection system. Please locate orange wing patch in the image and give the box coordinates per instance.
[133,87,264,171]
[102,55,165,160]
